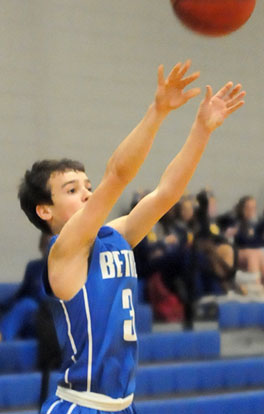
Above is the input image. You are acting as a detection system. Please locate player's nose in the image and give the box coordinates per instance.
[82,187,92,202]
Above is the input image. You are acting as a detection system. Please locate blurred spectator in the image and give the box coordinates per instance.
[146,241,184,323]
[234,196,258,248]
[129,191,185,321]
[194,188,220,237]
[0,231,62,407]
[172,194,196,246]
[234,196,264,290]
[190,190,238,297]
[153,194,195,248]
[0,233,50,341]
[216,211,238,244]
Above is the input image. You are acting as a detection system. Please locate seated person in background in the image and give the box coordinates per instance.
[193,188,219,237]
[146,241,185,323]
[234,195,259,248]
[129,193,186,321]
[0,232,61,407]
[174,194,196,246]
[189,189,238,299]
[136,196,195,323]
[216,211,238,244]
[162,193,196,246]
[156,203,181,244]
[0,232,50,341]
[233,195,264,294]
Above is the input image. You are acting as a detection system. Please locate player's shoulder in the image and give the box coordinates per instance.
[98,225,130,247]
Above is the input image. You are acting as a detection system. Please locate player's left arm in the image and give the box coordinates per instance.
[108,82,246,247]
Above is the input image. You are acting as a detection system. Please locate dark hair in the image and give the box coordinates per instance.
[235,195,255,221]
[18,159,85,234]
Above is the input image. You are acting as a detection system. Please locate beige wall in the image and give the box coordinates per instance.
[0,0,263,281]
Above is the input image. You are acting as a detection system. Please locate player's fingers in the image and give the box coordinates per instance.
[177,59,192,78]
[180,71,200,88]
[215,82,233,98]
[204,85,213,101]
[226,100,245,115]
[228,84,242,99]
[167,62,182,82]
[157,64,165,86]
[184,87,201,100]
[226,91,246,108]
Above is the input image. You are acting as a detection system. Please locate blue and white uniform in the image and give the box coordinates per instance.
[41,226,138,414]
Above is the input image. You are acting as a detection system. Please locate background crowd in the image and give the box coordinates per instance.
[2,188,264,342]
[131,189,264,328]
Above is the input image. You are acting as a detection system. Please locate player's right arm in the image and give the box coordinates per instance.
[109,82,246,248]
[48,60,201,300]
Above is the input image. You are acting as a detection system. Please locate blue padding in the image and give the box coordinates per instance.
[138,330,220,362]
[218,302,241,328]
[239,303,264,327]
[1,412,37,414]
[136,304,152,333]
[219,302,264,328]
[0,340,37,373]
[0,330,219,374]
[2,366,264,411]
[0,373,41,408]
[136,390,264,414]
[135,357,264,396]
[0,283,19,305]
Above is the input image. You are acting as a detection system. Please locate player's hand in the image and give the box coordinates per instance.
[154,60,201,114]
[196,82,246,132]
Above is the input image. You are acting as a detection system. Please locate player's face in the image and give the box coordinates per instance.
[48,170,92,232]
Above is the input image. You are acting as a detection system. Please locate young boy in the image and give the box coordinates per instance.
[18,60,245,414]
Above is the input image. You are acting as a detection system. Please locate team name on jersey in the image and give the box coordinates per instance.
[99,250,137,279]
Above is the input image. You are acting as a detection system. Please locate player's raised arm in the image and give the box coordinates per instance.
[54,61,200,251]
[103,60,201,184]
[110,82,245,248]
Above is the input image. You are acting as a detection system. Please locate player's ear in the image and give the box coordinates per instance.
[36,204,52,222]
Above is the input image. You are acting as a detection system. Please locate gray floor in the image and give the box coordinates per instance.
[153,321,264,357]
[221,327,264,357]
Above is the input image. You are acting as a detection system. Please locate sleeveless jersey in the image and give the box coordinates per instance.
[43,226,138,400]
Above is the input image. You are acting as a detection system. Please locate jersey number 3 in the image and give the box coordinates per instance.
[122,289,137,342]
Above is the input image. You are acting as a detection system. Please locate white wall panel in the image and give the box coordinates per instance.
[0,0,263,280]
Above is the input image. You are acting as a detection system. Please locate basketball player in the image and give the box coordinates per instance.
[18,60,245,414]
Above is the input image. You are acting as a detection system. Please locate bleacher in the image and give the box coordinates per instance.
[1,282,264,414]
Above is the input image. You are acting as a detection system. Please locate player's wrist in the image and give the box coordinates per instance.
[151,101,171,121]
[192,118,212,140]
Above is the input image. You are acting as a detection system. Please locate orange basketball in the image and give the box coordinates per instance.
[170,0,257,36]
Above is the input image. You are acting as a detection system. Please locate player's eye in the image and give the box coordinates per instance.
[67,188,76,194]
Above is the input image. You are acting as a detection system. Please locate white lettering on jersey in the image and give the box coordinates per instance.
[120,250,130,276]
[128,251,137,278]
[100,250,137,279]
[112,252,123,277]
[99,252,115,279]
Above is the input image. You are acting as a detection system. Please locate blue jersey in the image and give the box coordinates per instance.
[43,226,138,410]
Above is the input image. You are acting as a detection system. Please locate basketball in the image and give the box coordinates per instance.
[170,0,257,36]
